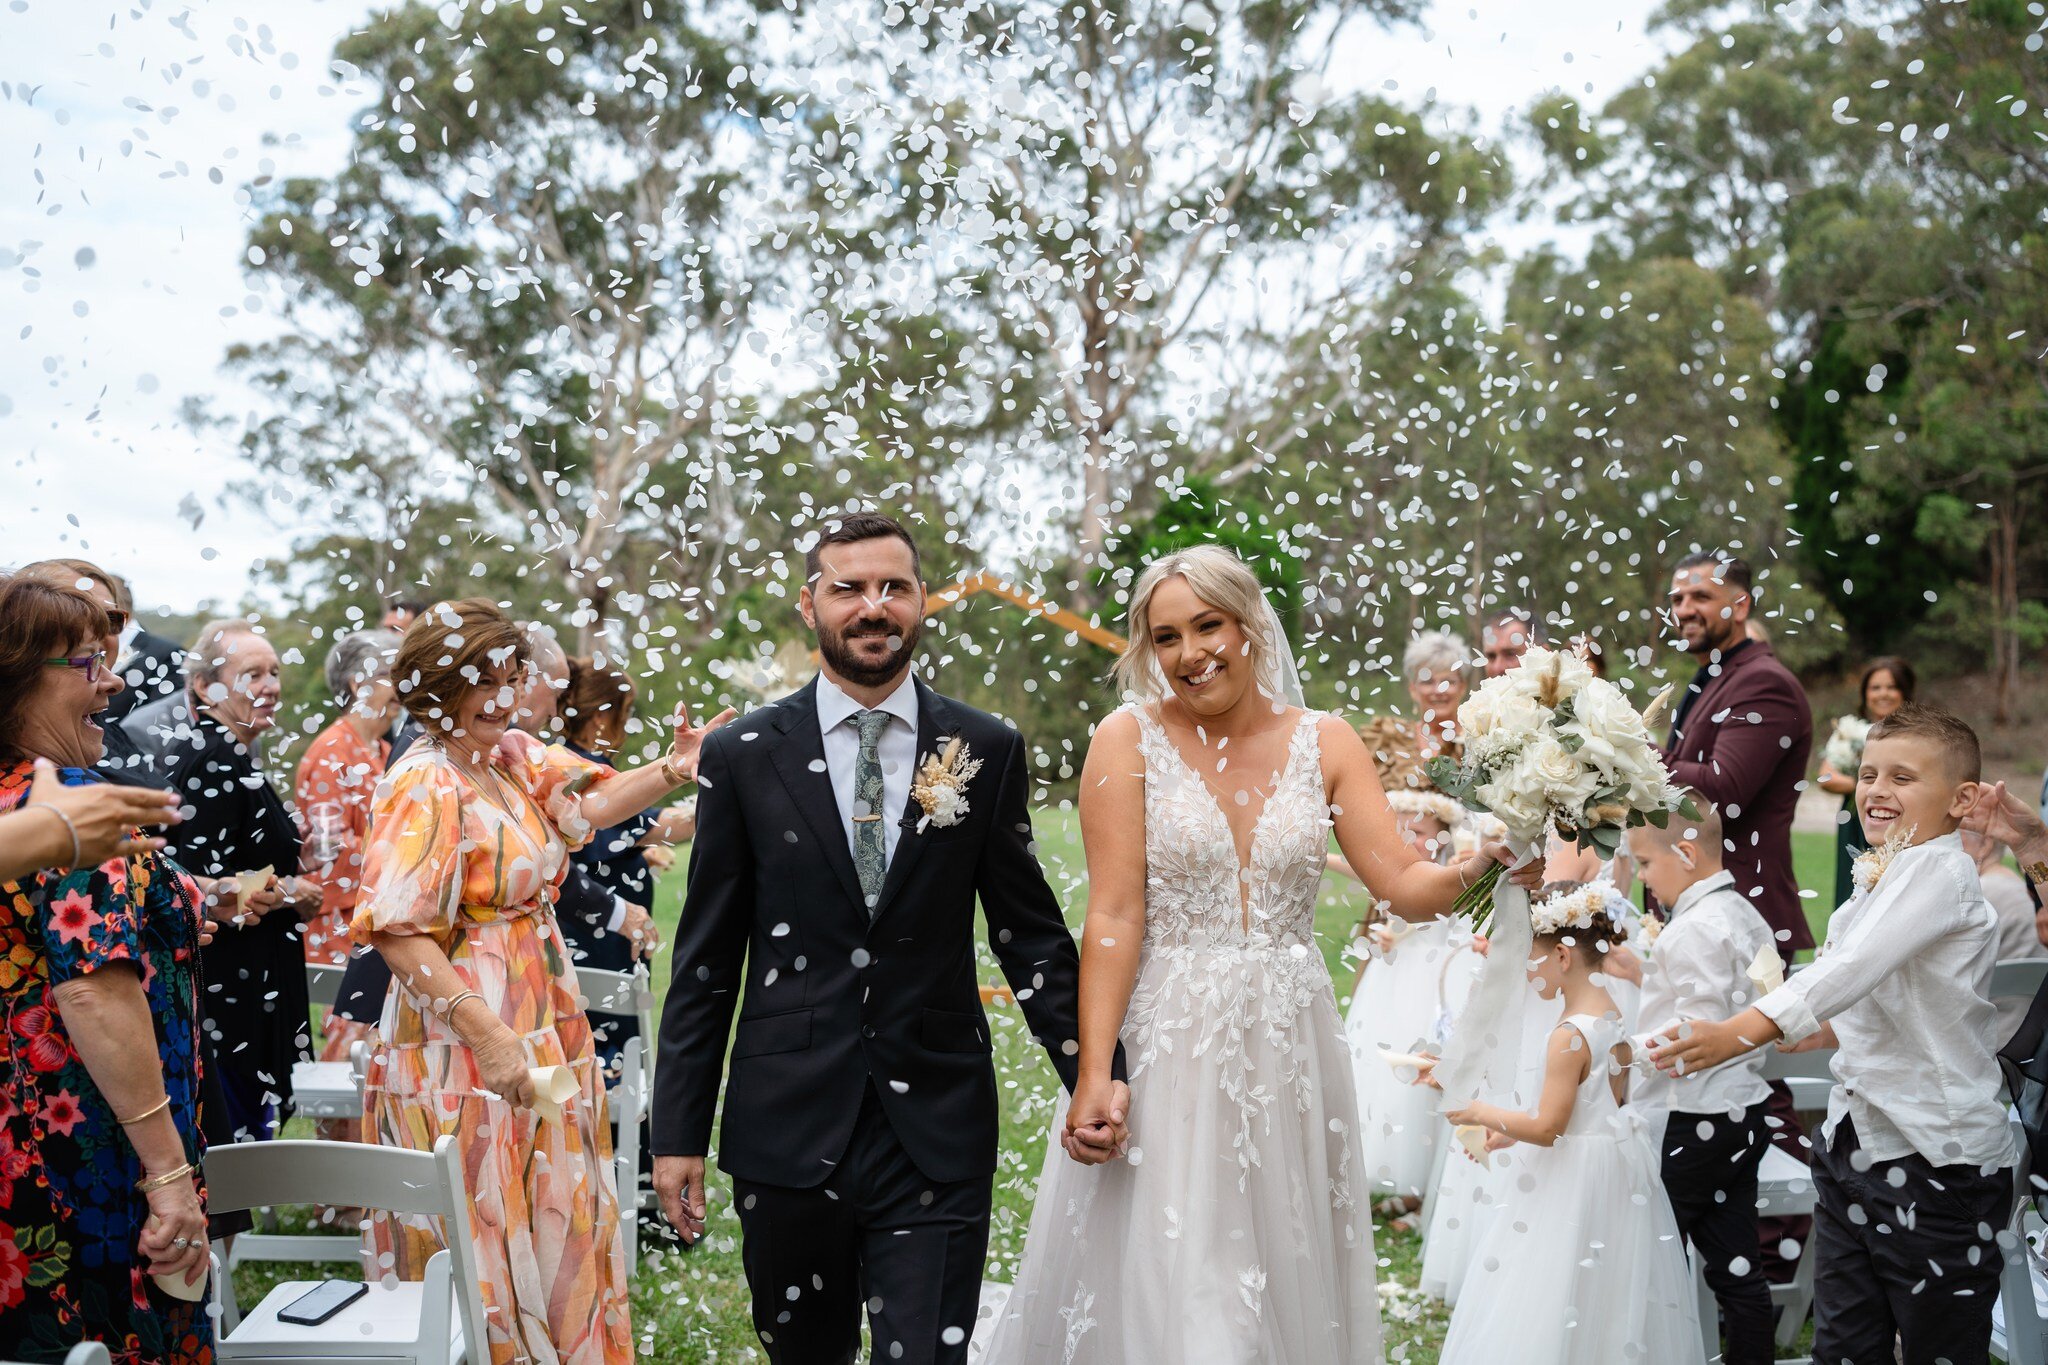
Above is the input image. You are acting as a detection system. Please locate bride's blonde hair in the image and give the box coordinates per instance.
[1112,544,1284,702]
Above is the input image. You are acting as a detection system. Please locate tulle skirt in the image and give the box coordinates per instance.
[982,942,1382,1364]
[1438,1111,1706,1365]
[1345,917,1476,1197]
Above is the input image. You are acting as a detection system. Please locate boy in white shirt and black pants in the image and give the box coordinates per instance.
[1654,705,2014,1365]
[1629,798,1778,1365]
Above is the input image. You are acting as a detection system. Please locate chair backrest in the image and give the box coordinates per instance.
[205,1138,457,1219]
[207,1135,491,1364]
[1,1347,115,1365]
[1995,958,2048,1007]
[305,961,345,1009]
[1760,1046,1835,1082]
[575,964,652,1021]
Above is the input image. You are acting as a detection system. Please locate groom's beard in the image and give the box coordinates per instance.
[817,615,922,688]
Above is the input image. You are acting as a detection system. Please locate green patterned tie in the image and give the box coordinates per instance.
[852,709,890,917]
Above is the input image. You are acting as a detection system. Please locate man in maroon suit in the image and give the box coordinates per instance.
[1662,551,1815,956]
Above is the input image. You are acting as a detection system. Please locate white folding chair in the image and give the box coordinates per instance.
[306,961,346,1010]
[293,1034,371,1127]
[574,963,657,1263]
[238,1042,373,1269]
[207,1136,488,1365]
[1996,959,2048,1024]
[1763,1043,1836,1115]
[1996,1115,2048,1365]
[293,963,362,1122]
[3,1344,114,1365]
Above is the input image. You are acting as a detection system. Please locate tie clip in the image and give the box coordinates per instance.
[853,814,884,823]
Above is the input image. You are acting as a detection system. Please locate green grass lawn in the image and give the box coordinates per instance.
[254,815,1839,1362]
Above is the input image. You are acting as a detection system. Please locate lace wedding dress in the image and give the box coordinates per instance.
[980,706,1382,1364]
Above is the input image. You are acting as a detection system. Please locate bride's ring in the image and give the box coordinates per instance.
[173,1235,191,1249]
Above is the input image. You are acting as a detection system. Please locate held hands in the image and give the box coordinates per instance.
[665,703,739,786]
[654,1155,708,1245]
[1061,1076,1131,1166]
[1477,841,1546,893]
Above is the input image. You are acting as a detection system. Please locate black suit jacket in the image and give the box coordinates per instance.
[104,629,184,723]
[652,675,1111,1187]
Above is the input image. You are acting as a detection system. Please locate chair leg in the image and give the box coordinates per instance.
[1775,1230,1817,1350]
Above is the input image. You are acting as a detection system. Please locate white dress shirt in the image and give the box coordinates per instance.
[116,617,142,668]
[1755,831,2017,1169]
[816,671,920,867]
[1635,870,1774,1118]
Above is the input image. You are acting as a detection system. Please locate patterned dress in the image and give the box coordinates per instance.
[352,732,630,1365]
[294,720,388,1066]
[0,762,211,1365]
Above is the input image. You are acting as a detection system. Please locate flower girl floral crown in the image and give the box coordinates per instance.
[1385,789,1464,829]
[1529,884,1622,939]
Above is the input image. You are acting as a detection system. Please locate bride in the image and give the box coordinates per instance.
[981,545,1537,1363]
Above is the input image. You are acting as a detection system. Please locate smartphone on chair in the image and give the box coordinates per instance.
[277,1279,369,1326]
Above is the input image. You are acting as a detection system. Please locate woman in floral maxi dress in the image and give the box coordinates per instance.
[352,600,725,1365]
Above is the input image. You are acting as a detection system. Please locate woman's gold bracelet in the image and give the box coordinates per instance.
[442,989,483,1019]
[136,1162,194,1193]
[116,1095,171,1127]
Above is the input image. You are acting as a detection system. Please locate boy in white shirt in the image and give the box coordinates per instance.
[1628,797,1776,1365]
[1653,705,2014,1364]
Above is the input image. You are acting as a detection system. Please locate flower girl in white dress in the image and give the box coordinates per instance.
[1341,792,1478,1210]
[1438,885,1704,1365]
[980,546,1538,1365]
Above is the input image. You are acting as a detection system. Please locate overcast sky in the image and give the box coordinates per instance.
[1,0,1664,614]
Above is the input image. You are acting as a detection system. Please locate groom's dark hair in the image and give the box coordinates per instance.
[805,511,923,584]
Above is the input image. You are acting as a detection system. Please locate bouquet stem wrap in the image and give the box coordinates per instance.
[1433,839,1543,1110]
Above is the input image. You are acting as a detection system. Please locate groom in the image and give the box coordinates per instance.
[653,512,1127,1364]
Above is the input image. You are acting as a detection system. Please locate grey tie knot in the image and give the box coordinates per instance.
[855,709,890,748]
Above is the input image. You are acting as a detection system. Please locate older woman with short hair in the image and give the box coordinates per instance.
[0,577,212,1364]
[125,620,319,1144]
[355,599,727,1365]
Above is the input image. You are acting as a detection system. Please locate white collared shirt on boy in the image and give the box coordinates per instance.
[1754,830,2016,1170]
[1635,869,1774,1120]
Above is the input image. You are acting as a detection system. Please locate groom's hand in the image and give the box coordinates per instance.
[1062,1078,1130,1166]
[654,1155,707,1244]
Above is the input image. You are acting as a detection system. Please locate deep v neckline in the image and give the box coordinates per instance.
[1145,707,1312,928]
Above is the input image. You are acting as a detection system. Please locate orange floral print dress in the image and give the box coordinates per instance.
[350,732,629,1365]
[295,718,388,1065]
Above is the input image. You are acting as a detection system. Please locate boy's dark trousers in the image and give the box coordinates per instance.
[1663,1101,1776,1365]
[1808,1116,2010,1364]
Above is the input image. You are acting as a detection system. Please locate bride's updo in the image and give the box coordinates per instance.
[1112,544,1286,702]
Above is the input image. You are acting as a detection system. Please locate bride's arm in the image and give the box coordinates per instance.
[1321,716,1527,922]
[1071,713,1147,1131]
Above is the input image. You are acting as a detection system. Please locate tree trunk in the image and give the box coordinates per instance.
[1994,498,2020,726]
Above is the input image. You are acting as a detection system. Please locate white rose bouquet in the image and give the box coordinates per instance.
[1425,646,1695,928]
[1822,714,1872,774]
